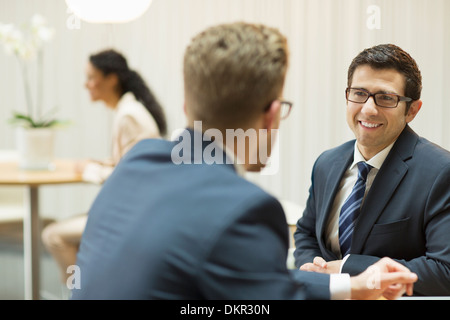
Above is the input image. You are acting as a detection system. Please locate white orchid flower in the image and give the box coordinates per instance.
[0,14,58,126]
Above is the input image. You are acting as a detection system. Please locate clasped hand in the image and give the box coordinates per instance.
[301,256,418,300]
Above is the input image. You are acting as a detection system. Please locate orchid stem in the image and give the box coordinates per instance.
[37,51,43,121]
[19,58,34,119]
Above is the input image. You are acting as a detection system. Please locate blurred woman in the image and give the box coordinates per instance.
[41,49,167,289]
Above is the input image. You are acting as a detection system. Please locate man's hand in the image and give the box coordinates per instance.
[300,257,342,273]
[350,257,418,300]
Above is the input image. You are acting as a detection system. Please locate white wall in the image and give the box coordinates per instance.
[0,0,449,219]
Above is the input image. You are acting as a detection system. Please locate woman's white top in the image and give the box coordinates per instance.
[82,92,161,184]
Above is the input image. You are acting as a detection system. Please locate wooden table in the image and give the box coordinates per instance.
[0,159,83,300]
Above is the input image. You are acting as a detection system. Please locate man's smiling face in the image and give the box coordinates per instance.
[346,65,421,160]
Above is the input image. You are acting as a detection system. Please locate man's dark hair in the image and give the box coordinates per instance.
[347,44,422,112]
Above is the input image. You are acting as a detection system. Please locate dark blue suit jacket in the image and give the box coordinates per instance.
[294,125,450,296]
[72,129,330,300]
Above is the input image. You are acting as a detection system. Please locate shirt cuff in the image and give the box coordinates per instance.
[330,273,351,300]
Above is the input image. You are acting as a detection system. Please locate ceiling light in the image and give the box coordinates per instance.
[65,0,152,23]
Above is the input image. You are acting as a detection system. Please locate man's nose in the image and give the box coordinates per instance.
[360,96,379,116]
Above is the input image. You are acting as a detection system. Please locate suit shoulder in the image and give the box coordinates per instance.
[123,138,174,157]
[214,166,281,208]
[416,136,450,157]
[415,136,450,168]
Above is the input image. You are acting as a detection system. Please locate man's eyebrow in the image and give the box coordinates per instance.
[375,89,398,94]
[353,87,399,95]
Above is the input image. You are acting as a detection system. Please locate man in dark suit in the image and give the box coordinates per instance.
[294,44,450,296]
[72,24,417,300]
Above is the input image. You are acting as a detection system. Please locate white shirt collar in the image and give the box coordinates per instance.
[351,140,396,170]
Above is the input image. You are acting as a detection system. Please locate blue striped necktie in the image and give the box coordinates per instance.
[339,161,372,256]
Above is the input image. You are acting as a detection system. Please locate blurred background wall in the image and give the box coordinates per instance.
[0,0,449,220]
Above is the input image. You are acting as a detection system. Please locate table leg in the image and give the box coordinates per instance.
[23,186,40,300]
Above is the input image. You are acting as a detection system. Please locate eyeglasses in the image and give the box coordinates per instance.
[346,87,412,108]
[264,100,293,120]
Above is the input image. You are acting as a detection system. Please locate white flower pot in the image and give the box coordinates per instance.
[16,127,55,170]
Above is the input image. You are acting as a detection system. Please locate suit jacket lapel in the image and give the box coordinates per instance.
[318,149,353,260]
[351,125,417,253]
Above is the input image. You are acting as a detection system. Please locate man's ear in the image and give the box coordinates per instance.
[263,100,281,130]
[406,100,422,123]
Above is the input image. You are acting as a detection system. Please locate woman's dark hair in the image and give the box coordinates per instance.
[89,49,167,136]
[347,44,422,113]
